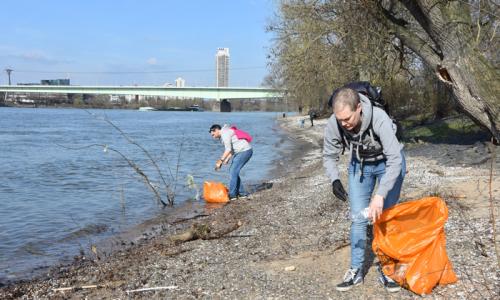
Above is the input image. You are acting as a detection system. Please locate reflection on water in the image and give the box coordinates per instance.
[0,108,293,282]
[203,202,229,213]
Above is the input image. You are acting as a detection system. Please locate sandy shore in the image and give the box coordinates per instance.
[1,116,499,299]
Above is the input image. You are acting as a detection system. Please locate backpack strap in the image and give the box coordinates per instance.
[336,119,346,155]
[336,103,379,159]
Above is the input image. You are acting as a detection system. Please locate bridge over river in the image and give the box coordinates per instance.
[0,85,285,111]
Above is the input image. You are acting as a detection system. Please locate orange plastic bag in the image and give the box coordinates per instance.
[372,197,457,295]
[203,181,229,203]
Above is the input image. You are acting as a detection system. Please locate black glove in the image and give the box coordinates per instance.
[332,180,348,202]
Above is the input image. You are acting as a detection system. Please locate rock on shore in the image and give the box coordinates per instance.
[1,115,499,299]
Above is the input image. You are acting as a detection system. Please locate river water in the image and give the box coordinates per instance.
[0,108,294,283]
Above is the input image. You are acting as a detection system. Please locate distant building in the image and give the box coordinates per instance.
[175,77,185,87]
[17,82,39,85]
[125,94,145,102]
[216,48,230,87]
[41,79,70,85]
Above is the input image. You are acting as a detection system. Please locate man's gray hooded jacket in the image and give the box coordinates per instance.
[323,94,404,199]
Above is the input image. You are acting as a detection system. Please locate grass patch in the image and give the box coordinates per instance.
[402,116,486,143]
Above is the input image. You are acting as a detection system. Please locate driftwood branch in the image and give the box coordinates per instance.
[331,241,350,253]
[202,221,243,240]
[169,222,242,244]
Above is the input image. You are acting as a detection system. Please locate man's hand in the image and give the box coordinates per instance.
[332,180,348,202]
[214,159,223,171]
[368,194,384,223]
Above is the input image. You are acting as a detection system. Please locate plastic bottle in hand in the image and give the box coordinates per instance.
[351,207,372,224]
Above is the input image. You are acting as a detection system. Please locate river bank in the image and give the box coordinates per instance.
[1,116,499,299]
[0,109,295,283]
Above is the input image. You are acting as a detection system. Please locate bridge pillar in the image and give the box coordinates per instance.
[220,99,231,112]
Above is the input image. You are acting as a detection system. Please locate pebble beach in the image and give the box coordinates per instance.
[1,116,499,299]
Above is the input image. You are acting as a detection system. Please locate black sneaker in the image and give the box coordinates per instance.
[336,268,363,291]
[378,266,401,293]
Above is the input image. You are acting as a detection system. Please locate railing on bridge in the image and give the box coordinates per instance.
[0,85,284,100]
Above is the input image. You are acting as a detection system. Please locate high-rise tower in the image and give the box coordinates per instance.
[215,48,230,87]
[175,77,185,87]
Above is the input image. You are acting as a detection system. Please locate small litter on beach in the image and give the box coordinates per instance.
[284,266,296,271]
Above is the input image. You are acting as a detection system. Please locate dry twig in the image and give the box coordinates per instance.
[125,286,178,294]
[487,141,499,269]
[94,111,176,205]
[57,142,168,206]
[53,285,101,292]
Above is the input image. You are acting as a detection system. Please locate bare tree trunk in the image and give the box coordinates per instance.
[379,0,500,139]
[444,50,499,138]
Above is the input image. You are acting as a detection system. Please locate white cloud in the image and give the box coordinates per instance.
[20,51,47,61]
[1,49,72,64]
[147,57,158,65]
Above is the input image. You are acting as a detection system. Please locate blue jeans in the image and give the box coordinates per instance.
[348,151,406,269]
[229,149,253,198]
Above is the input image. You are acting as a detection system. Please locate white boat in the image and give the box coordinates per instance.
[188,104,204,111]
[138,106,157,111]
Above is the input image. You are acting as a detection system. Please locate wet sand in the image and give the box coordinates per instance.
[1,116,499,299]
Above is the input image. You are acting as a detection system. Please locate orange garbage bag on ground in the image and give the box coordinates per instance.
[372,196,457,295]
[203,181,229,203]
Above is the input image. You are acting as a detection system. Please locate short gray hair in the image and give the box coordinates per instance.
[333,88,360,112]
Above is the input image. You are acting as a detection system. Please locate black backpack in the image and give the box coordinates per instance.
[328,81,403,151]
[327,81,387,112]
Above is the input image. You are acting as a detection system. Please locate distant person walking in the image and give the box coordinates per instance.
[209,124,253,201]
[323,87,405,293]
[308,109,316,127]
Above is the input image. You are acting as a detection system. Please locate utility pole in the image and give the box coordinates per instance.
[5,68,13,85]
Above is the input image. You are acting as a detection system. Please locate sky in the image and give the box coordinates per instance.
[0,0,276,87]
